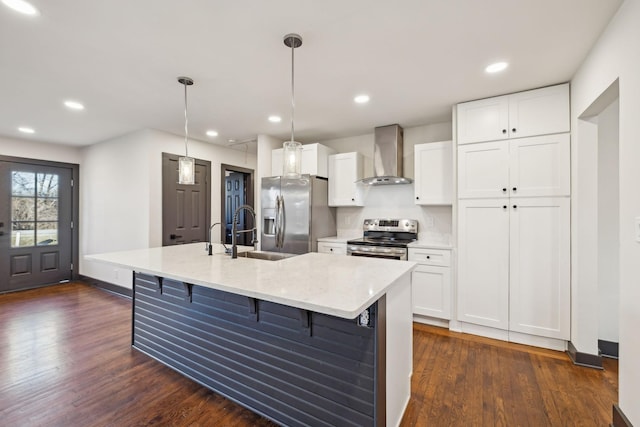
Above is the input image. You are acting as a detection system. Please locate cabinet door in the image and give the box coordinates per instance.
[458,141,509,199]
[457,199,510,330]
[328,152,363,206]
[414,141,453,205]
[509,198,570,339]
[509,134,570,197]
[412,265,451,319]
[456,95,509,144]
[508,84,570,139]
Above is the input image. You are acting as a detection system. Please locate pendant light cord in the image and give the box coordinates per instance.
[183,81,189,158]
[290,36,295,144]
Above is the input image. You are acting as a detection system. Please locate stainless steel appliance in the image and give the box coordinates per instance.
[347,218,418,260]
[358,124,412,185]
[261,175,336,254]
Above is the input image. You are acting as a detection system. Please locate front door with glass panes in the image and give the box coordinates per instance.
[0,161,73,292]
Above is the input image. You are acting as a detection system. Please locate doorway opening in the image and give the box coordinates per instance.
[578,79,620,361]
[221,164,254,246]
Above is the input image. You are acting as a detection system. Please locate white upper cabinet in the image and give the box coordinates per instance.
[457,83,570,145]
[509,134,570,197]
[328,152,364,207]
[458,134,570,199]
[271,143,336,177]
[458,140,510,199]
[414,141,453,205]
[457,96,510,144]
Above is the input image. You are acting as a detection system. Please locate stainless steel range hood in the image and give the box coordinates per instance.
[359,124,412,185]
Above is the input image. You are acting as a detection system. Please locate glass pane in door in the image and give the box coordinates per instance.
[10,171,61,248]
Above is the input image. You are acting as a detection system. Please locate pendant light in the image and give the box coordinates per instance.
[282,33,303,178]
[178,76,195,185]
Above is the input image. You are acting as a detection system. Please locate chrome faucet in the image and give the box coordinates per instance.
[206,222,229,255]
[231,205,258,259]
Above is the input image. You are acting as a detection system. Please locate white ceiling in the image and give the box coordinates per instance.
[0,0,622,152]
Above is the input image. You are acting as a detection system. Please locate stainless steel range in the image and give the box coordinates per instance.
[346,218,418,260]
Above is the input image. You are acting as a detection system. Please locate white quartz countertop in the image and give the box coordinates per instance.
[316,236,357,244]
[408,241,453,250]
[86,243,415,319]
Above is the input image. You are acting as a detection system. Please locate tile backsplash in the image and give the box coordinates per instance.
[336,183,452,245]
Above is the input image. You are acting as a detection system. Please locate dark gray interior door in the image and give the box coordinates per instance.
[0,161,73,292]
[162,153,211,246]
[225,172,248,245]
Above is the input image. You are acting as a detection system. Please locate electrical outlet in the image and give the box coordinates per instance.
[635,217,640,242]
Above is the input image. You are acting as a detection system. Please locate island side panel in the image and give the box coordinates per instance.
[132,272,381,427]
[385,271,413,427]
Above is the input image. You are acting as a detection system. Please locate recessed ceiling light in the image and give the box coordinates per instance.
[485,62,509,73]
[18,126,35,134]
[64,100,85,110]
[268,115,282,123]
[354,95,370,104]
[228,139,236,143]
[206,130,218,137]
[2,0,39,15]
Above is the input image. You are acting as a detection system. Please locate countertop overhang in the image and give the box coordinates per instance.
[85,243,416,319]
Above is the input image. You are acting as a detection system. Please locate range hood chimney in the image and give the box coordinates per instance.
[359,124,412,185]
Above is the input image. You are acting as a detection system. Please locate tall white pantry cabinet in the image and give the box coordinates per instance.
[456,83,571,349]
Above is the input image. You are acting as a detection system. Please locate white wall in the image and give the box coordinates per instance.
[319,122,453,241]
[571,0,640,422]
[597,99,620,343]
[80,129,257,287]
[0,135,81,164]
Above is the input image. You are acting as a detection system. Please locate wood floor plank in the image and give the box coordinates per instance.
[0,283,618,426]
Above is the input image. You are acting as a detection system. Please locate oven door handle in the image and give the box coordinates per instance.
[347,245,408,259]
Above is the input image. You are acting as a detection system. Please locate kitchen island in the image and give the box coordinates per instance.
[87,243,415,427]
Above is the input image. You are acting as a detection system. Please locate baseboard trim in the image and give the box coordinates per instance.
[567,341,603,369]
[612,404,633,427]
[599,339,619,359]
[79,275,132,299]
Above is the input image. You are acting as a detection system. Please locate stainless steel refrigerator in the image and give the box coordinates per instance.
[261,175,336,254]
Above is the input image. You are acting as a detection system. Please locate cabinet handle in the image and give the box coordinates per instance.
[512,187,517,192]
[502,129,507,134]
[502,188,507,193]
[512,128,517,133]
[351,198,355,201]
[426,255,430,259]
[416,196,419,200]
[503,205,507,209]
[330,248,333,252]
[513,205,517,209]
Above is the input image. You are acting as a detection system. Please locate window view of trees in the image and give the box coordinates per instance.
[11,172,59,247]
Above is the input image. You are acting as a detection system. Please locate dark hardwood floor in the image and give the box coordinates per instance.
[0,283,617,426]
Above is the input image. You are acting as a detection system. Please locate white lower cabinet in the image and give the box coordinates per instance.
[457,197,570,340]
[317,241,346,255]
[409,248,451,320]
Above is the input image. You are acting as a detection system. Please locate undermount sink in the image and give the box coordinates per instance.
[237,251,297,261]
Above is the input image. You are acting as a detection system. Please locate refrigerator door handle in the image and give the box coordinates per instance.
[276,195,283,248]
[282,195,286,248]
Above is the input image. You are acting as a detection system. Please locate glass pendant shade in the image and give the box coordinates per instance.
[283,141,302,177]
[178,156,195,184]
